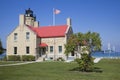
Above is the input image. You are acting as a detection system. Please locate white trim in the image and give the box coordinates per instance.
[65,26,69,34]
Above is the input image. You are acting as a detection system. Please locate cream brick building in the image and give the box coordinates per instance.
[7,8,73,61]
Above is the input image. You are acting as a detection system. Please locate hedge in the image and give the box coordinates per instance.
[7,55,21,61]
[22,55,35,61]
[7,55,35,61]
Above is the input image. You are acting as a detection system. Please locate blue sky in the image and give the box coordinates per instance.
[0,0,120,51]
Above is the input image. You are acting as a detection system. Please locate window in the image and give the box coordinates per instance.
[14,33,17,41]
[14,47,17,54]
[58,46,62,53]
[71,52,74,56]
[26,32,30,40]
[50,46,53,53]
[26,46,30,54]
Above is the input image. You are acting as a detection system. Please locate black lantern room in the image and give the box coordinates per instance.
[25,8,36,20]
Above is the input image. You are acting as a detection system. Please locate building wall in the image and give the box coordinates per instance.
[41,37,66,60]
[7,26,73,60]
[7,25,37,57]
[66,27,73,41]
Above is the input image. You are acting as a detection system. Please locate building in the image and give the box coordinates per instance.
[7,8,73,61]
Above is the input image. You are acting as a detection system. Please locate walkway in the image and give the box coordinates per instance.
[0,61,39,67]
[94,58,102,63]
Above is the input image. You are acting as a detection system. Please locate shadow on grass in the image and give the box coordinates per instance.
[70,67,103,73]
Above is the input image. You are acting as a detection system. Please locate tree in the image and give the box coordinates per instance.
[65,34,78,58]
[84,31,102,51]
[65,31,102,72]
[0,39,3,54]
[65,31,102,56]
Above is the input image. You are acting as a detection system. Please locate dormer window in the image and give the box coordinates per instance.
[26,32,30,40]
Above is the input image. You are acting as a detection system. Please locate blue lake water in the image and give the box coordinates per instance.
[0,53,6,59]
[1,52,120,60]
[91,52,120,58]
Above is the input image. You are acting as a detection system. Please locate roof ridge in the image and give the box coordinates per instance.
[38,24,68,28]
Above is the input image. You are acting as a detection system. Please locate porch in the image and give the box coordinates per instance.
[36,43,66,61]
[36,43,48,61]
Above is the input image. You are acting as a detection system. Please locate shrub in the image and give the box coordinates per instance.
[75,53,94,72]
[57,57,65,61]
[7,55,21,61]
[22,55,35,61]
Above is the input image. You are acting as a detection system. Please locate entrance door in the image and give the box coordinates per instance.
[40,47,47,58]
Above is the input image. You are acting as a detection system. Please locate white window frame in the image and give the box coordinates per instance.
[58,46,62,53]
[14,33,17,41]
[26,32,30,40]
[50,46,53,53]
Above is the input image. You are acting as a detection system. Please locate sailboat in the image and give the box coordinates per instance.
[104,43,115,53]
[112,46,115,52]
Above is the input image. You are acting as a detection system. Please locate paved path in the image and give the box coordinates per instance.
[0,61,38,67]
[94,58,102,63]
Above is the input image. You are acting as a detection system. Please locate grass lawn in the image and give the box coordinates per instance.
[0,59,120,80]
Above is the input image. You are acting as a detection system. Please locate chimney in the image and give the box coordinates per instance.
[19,14,25,25]
[67,18,72,27]
[34,21,39,27]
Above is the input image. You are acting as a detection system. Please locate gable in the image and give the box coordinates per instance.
[7,25,36,39]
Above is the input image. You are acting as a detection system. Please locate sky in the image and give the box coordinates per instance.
[0,0,120,51]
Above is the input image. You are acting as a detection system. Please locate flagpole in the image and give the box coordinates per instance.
[53,8,55,26]
[53,8,55,60]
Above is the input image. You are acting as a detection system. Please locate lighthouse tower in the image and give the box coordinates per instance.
[19,8,39,27]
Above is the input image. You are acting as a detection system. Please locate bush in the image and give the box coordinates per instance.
[22,55,35,61]
[7,55,21,61]
[75,53,94,72]
[57,57,65,61]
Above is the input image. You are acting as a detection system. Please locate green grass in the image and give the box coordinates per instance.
[0,59,120,80]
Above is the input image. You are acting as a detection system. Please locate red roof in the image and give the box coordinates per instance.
[28,25,68,38]
[39,43,48,47]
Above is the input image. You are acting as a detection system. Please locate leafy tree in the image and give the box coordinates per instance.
[65,34,78,58]
[65,31,102,72]
[0,39,3,54]
[65,31,102,56]
[84,31,102,51]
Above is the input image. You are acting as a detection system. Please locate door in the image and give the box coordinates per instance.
[40,47,46,57]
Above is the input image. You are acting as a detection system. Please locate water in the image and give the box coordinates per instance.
[1,52,120,59]
[0,53,6,60]
[91,52,120,58]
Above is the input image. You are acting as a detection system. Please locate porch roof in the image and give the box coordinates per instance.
[39,43,48,47]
